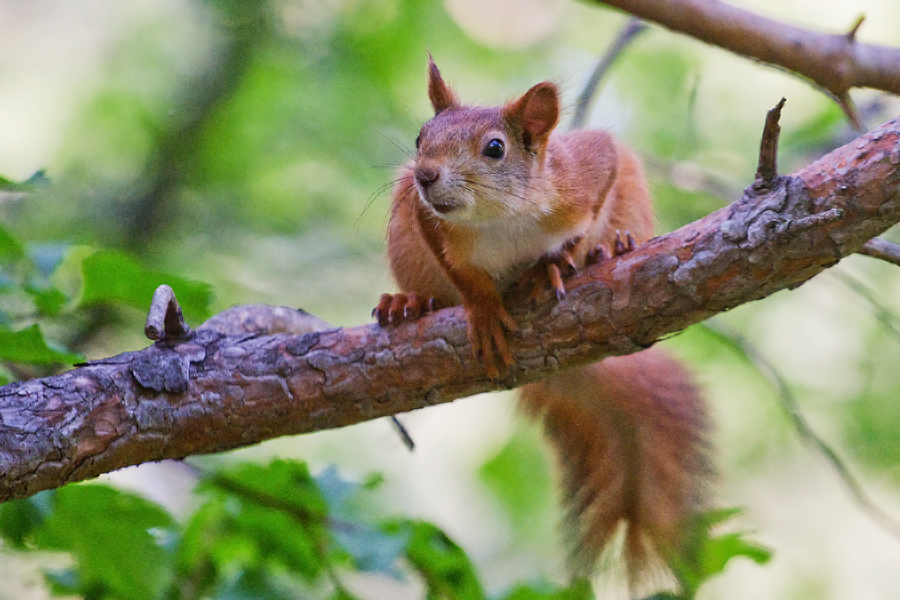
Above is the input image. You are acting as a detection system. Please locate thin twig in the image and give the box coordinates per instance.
[390,416,415,451]
[571,18,648,130]
[827,269,900,338]
[859,238,900,267]
[834,92,864,132]
[846,14,866,42]
[703,321,900,541]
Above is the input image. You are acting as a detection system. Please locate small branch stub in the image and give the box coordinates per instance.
[144,284,190,341]
[846,14,865,42]
[755,98,787,186]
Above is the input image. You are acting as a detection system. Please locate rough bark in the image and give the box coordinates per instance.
[1,115,898,503]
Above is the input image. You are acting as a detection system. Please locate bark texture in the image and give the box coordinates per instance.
[1,117,899,503]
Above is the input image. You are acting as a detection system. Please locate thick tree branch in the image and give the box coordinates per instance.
[1,116,899,503]
[593,0,900,127]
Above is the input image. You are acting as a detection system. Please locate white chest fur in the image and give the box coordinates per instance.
[468,218,578,283]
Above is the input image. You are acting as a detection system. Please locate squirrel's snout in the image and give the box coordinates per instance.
[415,165,440,189]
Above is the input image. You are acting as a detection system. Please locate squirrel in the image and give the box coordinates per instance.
[374,58,710,584]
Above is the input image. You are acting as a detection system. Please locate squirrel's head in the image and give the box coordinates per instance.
[412,58,561,225]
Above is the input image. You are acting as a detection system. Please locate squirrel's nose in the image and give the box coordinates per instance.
[415,166,440,189]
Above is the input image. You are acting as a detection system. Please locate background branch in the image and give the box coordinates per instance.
[593,0,900,127]
[1,114,899,503]
[571,17,648,130]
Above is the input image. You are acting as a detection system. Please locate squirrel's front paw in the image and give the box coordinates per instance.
[586,230,639,265]
[466,303,517,379]
[373,293,442,326]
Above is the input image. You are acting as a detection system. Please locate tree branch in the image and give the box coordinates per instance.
[1,115,899,503]
[593,0,900,127]
[860,237,900,267]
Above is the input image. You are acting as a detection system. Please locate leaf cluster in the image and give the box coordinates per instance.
[0,459,626,600]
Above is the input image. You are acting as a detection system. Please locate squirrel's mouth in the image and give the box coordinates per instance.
[429,201,459,215]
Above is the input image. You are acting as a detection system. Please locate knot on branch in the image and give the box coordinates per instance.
[131,337,210,394]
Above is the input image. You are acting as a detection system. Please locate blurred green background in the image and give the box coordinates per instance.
[1,0,900,598]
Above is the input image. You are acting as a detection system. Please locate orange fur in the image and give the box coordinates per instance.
[379,60,710,582]
[519,350,709,580]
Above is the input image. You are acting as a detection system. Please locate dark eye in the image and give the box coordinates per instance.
[482,138,505,159]
[415,134,422,150]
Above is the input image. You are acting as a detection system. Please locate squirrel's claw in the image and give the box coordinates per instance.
[373,292,442,326]
[613,230,638,256]
[466,303,516,379]
[517,236,583,303]
[586,231,641,266]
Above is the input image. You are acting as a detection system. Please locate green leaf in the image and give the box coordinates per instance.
[500,578,594,600]
[0,491,52,548]
[26,284,68,317]
[697,532,772,576]
[313,466,407,575]
[0,223,25,260]
[672,508,772,596]
[0,324,81,365]
[390,520,486,600]
[79,249,212,322]
[333,521,408,575]
[191,460,331,582]
[175,497,229,592]
[205,460,329,518]
[44,567,80,596]
[211,567,298,600]
[36,484,175,600]
[695,507,745,530]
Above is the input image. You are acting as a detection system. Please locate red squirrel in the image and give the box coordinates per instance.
[374,59,710,582]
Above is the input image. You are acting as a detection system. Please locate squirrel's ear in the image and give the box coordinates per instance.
[427,57,458,114]
[504,82,560,148]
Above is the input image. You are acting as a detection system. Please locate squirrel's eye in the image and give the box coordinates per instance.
[482,138,505,159]
[415,134,422,150]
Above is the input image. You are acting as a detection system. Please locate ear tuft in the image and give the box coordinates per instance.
[427,56,458,115]
[504,82,560,148]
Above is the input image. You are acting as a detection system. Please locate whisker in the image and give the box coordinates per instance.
[376,129,416,162]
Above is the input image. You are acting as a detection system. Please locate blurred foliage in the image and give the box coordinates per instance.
[0,221,210,383]
[479,426,556,548]
[2,0,900,598]
[0,459,765,599]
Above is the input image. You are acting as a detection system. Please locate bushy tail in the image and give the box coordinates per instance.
[518,348,710,581]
